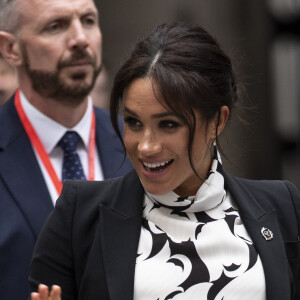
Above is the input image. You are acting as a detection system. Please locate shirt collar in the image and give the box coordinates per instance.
[145,152,226,213]
[19,90,93,154]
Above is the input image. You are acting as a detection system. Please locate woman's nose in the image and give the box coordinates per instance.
[137,130,162,156]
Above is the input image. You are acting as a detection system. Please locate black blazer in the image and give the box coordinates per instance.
[0,95,132,300]
[29,169,300,300]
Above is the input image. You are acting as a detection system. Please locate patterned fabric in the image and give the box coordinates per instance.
[134,153,266,300]
[58,131,86,181]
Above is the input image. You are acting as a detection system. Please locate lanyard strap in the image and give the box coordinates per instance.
[14,89,96,195]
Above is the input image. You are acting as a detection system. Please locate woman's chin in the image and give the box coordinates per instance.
[140,181,172,196]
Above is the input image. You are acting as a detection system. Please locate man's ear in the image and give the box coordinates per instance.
[0,31,22,67]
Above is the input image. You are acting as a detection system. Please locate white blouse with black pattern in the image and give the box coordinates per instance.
[133,155,266,300]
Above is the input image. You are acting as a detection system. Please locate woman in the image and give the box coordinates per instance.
[30,23,300,300]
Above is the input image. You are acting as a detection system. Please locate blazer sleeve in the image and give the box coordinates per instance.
[28,181,78,299]
[285,181,300,299]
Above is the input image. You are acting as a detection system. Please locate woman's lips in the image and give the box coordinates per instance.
[140,159,174,177]
[142,159,172,170]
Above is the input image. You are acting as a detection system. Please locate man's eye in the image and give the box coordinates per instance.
[124,117,142,129]
[83,17,96,26]
[159,120,180,129]
[46,22,62,32]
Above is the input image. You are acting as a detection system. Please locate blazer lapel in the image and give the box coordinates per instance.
[99,170,144,299]
[0,98,53,238]
[223,171,292,300]
[87,163,292,299]
[94,108,127,179]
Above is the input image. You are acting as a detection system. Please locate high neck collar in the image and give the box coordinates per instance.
[145,151,226,213]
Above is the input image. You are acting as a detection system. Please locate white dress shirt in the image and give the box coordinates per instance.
[20,91,104,204]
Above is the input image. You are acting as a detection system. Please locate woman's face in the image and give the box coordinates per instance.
[123,77,217,197]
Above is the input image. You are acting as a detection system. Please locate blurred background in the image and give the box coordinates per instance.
[1,0,299,188]
[96,0,300,189]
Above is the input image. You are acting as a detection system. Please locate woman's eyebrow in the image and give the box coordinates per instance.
[151,112,175,119]
[123,107,174,119]
[123,107,137,116]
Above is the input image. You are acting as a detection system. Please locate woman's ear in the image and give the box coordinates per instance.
[210,106,229,139]
[216,106,230,136]
[0,31,23,67]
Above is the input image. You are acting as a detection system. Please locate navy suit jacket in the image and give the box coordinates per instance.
[0,95,132,300]
[29,169,300,300]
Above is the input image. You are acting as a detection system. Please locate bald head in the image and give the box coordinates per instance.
[1,0,97,34]
[0,0,20,32]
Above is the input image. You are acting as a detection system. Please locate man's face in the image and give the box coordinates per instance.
[17,0,102,104]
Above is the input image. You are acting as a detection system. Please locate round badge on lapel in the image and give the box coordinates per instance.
[261,227,273,241]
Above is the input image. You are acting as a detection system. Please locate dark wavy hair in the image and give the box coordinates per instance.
[110,23,238,175]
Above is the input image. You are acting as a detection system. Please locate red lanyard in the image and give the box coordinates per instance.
[14,89,96,194]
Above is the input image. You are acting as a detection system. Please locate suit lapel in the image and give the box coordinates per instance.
[0,98,53,238]
[92,163,292,299]
[223,171,292,300]
[99,170,144,299]
[94,108,126,179]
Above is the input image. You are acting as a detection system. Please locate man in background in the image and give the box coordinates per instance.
[0,0,131,299]
[91,63,110,109]
[0,53,18,105]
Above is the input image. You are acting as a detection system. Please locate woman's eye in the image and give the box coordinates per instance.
[124,117,142,129]
[159,120,180,129]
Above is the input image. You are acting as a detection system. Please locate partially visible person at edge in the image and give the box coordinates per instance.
[29,23,300,300]
[0,0,132,298]
[0,53,18,105]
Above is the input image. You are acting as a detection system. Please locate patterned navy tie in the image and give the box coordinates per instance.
[58,131,86,181]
